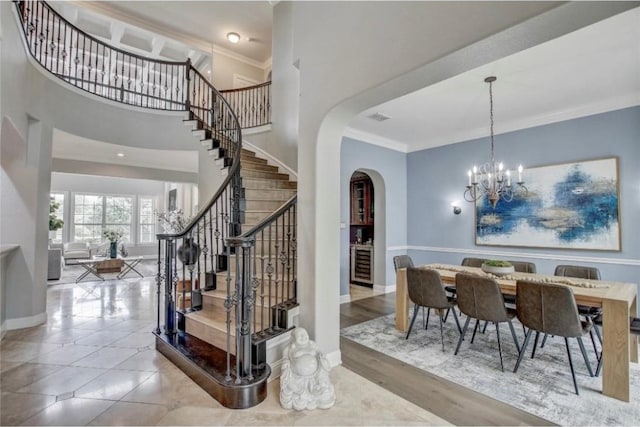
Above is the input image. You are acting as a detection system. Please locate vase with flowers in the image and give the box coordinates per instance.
[103,229,123,258]
[155,209,200,266]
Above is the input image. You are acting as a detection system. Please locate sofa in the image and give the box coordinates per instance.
[63,242,91,263]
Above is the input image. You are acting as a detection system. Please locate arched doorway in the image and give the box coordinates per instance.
[349,171,374,287]
[343,168,387,302]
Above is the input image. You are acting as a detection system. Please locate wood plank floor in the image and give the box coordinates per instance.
[340,291,556,426]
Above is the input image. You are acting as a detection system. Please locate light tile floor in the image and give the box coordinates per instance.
[1,277,449,426]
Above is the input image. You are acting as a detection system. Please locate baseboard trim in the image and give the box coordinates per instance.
[325,349,342,368]
[5,311,47,330]
[0,321,6,341]
[340,294,351,304]
[374,284,396,294]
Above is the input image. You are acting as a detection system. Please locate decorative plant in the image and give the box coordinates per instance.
[483,260,513,267]
[155,209,194,234]
[103,229,124,242]
[49,199,64,231]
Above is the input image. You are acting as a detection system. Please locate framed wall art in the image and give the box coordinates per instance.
[475,157,620,251]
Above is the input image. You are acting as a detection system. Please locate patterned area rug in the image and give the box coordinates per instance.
[341,312,640,426]
[48,259,159,285]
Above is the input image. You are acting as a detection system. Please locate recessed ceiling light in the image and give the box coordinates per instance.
[227,32,240,44]
[117,152,125,157]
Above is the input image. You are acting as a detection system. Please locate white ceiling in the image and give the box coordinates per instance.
[52,4,639,168]
[76,1,274,66]
[347,6,640,152]
[52,129,198,173]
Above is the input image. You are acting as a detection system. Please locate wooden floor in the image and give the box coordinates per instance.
[340,291,556,426]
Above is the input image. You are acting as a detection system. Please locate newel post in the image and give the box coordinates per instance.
[227,236,256,379]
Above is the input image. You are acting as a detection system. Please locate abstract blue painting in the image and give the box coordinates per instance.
[475,158,620,250]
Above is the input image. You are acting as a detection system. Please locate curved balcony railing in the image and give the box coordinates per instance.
[15,0,272,129]
[16,0,187,110]
[221,82,271,129]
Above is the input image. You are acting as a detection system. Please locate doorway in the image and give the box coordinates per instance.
[349,172,375,291]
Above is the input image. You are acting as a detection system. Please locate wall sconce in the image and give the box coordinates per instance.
[451,202,462,215]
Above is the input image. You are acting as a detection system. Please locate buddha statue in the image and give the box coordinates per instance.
[280,327,336,410]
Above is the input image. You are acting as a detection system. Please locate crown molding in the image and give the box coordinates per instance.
[343,127,409,153]
[210,44,268,70]
[408,93,640,153]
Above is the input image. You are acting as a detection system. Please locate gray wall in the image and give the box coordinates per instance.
[407,107,640,288]
[340,137,407,296]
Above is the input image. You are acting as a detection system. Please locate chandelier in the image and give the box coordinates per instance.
[464,76,527,208]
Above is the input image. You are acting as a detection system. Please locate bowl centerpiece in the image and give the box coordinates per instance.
[481,260,515,276]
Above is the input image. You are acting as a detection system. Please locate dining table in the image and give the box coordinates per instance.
[395,263,638,402]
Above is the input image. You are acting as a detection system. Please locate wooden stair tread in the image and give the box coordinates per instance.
[187,310,231,329]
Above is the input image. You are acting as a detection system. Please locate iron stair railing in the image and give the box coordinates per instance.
[14,0,293,401]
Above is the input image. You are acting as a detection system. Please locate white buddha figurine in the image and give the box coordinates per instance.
[280,327,336,410]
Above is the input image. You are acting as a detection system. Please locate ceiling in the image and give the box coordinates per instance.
[61,1,274,67]
[52,4,639,169]
[347,6,640,152]
[52,130,198,173]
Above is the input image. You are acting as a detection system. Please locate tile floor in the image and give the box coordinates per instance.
[1,277,448,426]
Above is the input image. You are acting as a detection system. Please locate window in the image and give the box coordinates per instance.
[74,194,103,243]
[72,194,133,243]
[105,196,132,242]
[139,197,156,243]
[50,193,64,243]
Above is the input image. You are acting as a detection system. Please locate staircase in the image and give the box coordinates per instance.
[180,119,297,354]
[15,0,296,410]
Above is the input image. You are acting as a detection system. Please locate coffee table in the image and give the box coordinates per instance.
[75,256,144,283]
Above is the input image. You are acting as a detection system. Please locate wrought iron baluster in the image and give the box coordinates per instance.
[155,239,162,334]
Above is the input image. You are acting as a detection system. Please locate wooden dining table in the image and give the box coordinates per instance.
[395,264,638,402]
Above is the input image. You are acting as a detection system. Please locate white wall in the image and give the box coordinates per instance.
[272,1,635,363]
[269,3,299,171]
[211,54,266,90]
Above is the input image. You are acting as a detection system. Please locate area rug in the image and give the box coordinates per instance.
[47,259,159,285]
[340,313,640,426]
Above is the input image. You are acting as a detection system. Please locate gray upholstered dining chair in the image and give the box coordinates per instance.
[500,260,537,312]
[445,257,487,301]
[395,255,453,329]
[508,261,537,274]
[454,273,521,371]
[546,265,602,363]
[405,267,461,350]
[461,257,487,268]
[554,265,601,280]
[513,280,594,395]
[393,255,414,272]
